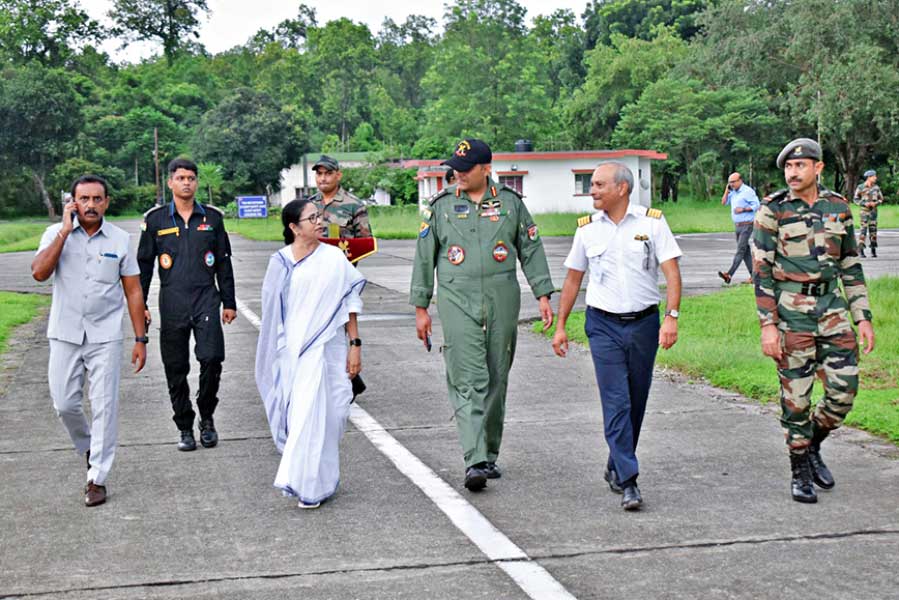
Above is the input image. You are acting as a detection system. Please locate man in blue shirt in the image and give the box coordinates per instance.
[718,172,759,284]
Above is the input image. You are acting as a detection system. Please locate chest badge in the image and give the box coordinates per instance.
[204,251,215,267]
[159,253,173,269]
[447,245,465,265]
[634,234,649,241]
[419,222,431,238]
[197,223,213,232]
[493,242,509,262]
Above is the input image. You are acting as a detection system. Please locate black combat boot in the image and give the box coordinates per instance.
[809,428,835,489]
[790,453,817,503]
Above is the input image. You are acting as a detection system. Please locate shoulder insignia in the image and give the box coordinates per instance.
[646,208,662,219]
[577,215,592,228]
[490,185,497,197]
[420,207,433,219]
[429,188,451,206]
[499,184,523,199]
[204,204,225,216]
[143,204,166,219]
[764,189,789,204]
[455,186,461,198]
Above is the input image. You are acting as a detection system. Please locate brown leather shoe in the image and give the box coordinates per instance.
[717,271,732,284]
[84,481,106,507]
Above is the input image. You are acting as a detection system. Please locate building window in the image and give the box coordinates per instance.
[499,175,523,194]
[575,173,591,194]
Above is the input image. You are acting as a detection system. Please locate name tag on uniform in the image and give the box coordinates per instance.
[157,226,179,237]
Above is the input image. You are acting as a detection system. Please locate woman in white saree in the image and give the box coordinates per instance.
[255,199,366,508]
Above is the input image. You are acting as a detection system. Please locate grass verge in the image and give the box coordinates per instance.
[0,292,51,354]
[534,277,899,444]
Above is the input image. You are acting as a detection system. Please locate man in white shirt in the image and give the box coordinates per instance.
[552,162,682,511]
[31,175,148,507]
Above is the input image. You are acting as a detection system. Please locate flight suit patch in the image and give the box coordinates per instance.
[527,224,538,241]
[157,226,179,237]
[204,251,215,267]
[419,222,431,238]
[160,253,173,269]
[447,245,465,265]
[493,242,509,262]
[197,223,213,231]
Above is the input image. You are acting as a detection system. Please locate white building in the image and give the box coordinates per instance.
[411,149,667,213]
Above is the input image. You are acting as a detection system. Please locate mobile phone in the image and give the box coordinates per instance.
[67,200,77,223]
[425,333,432,352]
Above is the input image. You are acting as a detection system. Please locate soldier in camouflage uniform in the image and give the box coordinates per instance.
[308,155,372,238]
[753,138,876,504]
[411,139,554,492]
[853,169,884,258]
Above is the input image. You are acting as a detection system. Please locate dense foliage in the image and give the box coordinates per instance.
[1,0,896,217]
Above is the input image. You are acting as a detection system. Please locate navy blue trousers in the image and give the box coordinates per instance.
[585,306,660,484]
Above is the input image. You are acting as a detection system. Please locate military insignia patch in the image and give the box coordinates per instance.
[447,245,465,265]
[492,242,509,262]
[419,222,431,238]
[793,145,803,156]
[455,140,471,156]
[577,215,591,228]
[204,251,215,267]
[197,223,213,231]
[634,234,649,241]
[421,208,432,219]
[454,204,470,214]
[157,226,179,237]
[646,208,662,219]
[140,222,147,231]
[527,224,538,241]
[159,253,173,269]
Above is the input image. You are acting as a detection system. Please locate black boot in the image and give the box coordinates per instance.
[790,453,817,503]
[809,428,835,489]
[871,246,877,258]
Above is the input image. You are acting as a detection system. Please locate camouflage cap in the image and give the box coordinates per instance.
[863,169,876,178]
[313,155,340,171]
[776,138,821,169]
[442,139,492,171]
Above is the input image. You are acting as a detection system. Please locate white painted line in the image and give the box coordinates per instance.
[236,302,577,600]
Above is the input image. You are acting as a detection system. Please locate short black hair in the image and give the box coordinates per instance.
[70,174,109,198]
[167,157,198,176]
[281,198,316,245]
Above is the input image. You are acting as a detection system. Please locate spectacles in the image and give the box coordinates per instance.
[298,213,322,224]
[728,179,740,184]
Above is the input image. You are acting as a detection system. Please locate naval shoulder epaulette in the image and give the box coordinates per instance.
[429,188,451,206]
[577,215,593,228]
[646,207,662,219]
[204,204,225,216]
[143,204,166,219]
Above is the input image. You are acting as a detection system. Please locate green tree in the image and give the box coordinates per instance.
[197,161,224,205]
[109,0,209,66]
[192,88,304,194]
[582,0,709,49]
[0,0,103,67]
[566,28,687,147]
[0,64,83,217]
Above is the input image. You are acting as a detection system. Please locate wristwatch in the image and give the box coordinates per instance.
[135,336,149,344]
[348,338,362,347]
[664,309,680,319]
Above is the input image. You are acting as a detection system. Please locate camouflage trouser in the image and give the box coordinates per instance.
[858,209,878,249]
[775,289,859,454]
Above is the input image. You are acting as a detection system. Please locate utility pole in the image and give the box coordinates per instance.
[154,127,161,206]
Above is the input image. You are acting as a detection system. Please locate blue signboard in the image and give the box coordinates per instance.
[236,196,268,218]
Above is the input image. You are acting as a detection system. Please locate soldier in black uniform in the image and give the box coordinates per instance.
[138,158,237,451]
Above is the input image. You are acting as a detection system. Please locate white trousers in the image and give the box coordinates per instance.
[48,338,122,485]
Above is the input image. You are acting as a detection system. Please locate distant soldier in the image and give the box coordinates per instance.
[853,169,883,257]
[753,138,875,504]
[308,155,372,239]
[410,138,554,491]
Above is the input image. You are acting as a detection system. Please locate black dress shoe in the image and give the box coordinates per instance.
[808,445,835,489]
[199,419,218,448]
[604,467,623,494]
[178,430,197,451]
[484,462,502,479]
[790,453,817,503]
[621,483,643,511]
[464,464,488,491]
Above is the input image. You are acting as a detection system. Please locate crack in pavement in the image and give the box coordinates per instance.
[4,528,896,599]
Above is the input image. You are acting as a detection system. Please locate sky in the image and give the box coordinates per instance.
[79,0,590,63]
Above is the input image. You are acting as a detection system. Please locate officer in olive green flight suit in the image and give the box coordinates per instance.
[410,139,554,492]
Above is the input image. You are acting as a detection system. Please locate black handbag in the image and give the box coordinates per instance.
[351,374,366,402]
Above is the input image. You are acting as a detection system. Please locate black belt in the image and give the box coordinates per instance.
[589,305,658,322]
[776,280,837,297]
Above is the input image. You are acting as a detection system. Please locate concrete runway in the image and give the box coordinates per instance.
[1,222,897,599]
